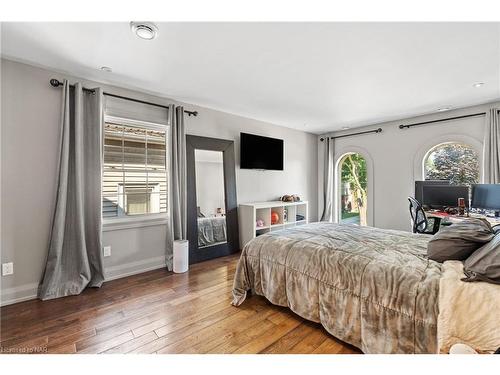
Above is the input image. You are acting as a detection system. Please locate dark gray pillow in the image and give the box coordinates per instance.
[462,232,500,285]
[427,218,494,263]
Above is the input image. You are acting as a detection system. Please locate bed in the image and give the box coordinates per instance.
[232,222,442,354]
[197,216,227,247]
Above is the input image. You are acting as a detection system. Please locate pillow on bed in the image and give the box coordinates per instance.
[462,232,500,285]
[427,218,495,263]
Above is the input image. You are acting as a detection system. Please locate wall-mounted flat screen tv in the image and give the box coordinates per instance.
[240,132,284,170]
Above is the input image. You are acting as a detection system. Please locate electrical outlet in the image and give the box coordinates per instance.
[103,246,111,257]
[2,262,14,276]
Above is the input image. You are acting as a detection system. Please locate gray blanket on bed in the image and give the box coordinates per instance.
[232,222,442,354]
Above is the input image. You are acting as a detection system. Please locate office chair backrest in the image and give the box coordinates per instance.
[408,197,428,234]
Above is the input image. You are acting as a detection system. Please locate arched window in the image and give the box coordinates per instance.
[423,143,480,186]
[338,153,368,226]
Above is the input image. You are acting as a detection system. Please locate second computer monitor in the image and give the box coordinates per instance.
[471,184,500,211]
[421,185,469,209]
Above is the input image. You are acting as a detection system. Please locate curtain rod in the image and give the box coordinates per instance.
[398,112,487,130]
[320,127,382,141]
[49,79,198,117]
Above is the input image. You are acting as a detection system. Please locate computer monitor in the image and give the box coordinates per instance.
[421,185,469,209]
[414,180,450,205]
[471,184,500,216]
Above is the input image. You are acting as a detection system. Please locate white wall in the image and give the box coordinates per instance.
[318,102,500,232]
[0,58,318,305]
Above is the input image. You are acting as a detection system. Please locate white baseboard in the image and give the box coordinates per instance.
[104,256,167,281]
[0,256,167,307]
[0,283,39,307]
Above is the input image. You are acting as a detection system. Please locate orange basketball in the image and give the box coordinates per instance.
[271,211,280,225]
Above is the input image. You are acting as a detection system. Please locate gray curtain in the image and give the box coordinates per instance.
[167,105,187,270]
[483,108,500,183]
[38,81,105,300]
[320,137,334,221]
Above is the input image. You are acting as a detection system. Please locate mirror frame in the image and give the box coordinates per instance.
[186,135,239,264]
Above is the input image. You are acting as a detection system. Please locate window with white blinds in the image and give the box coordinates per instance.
[103,122,168,219]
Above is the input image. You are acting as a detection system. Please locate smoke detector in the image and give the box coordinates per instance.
[130,22,158,40]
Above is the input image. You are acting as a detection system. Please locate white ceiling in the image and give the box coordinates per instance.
[1,22,500,134]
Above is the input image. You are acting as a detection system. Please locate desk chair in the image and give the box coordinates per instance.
[408,197,441,235]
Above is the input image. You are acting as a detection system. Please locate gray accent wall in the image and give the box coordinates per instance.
[0,59,318,305]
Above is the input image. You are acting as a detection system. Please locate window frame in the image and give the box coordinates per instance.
[102,115,170,231]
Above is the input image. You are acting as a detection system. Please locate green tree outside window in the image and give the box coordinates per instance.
[424,143,479,186]
[340,153,367,226]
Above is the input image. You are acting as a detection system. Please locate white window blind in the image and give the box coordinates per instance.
[103,122,168,218]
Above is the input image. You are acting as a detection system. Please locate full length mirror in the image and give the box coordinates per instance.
[186,135,239,264]
[195,150,227,248]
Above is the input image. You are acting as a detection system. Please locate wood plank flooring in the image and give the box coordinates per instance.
[0,254,361,354]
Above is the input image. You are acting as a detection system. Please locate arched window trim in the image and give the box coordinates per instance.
[413,134,483,184]
[333,146,374,227]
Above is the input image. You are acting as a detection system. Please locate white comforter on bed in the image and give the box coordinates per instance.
[438,261,500,353]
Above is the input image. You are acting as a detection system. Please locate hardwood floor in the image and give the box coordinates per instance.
[0,254,361,354]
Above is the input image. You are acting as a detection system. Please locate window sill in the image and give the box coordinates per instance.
[103,215,168,232]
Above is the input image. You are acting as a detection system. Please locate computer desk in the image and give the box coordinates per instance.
[425,210,500,227]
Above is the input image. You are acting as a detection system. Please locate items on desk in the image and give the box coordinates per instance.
[414,182,500,231]
[443,206,460,215]
[458,198,466,216]
[415,180,469,210]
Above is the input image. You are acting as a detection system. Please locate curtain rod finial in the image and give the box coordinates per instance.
[50,79,62,87]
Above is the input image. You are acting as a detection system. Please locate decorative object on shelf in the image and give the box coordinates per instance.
[256,219,265,228]
[271,211,280,225]
[280,194,301,202]
[296,214,305,221]
[283,208,288,222]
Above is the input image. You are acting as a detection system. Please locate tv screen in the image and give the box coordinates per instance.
[240,132,284,170]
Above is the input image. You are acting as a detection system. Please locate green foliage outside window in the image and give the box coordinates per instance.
[424,143,479,186]
[340,153,368,226]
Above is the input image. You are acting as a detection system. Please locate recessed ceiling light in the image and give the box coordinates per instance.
[437,107,451,112]
[130,22,158,40]
[100,66,112,72]
[472,82,485,88]
[341,126,350,130]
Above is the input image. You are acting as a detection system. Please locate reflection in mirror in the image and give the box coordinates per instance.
[195,150,227,249]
